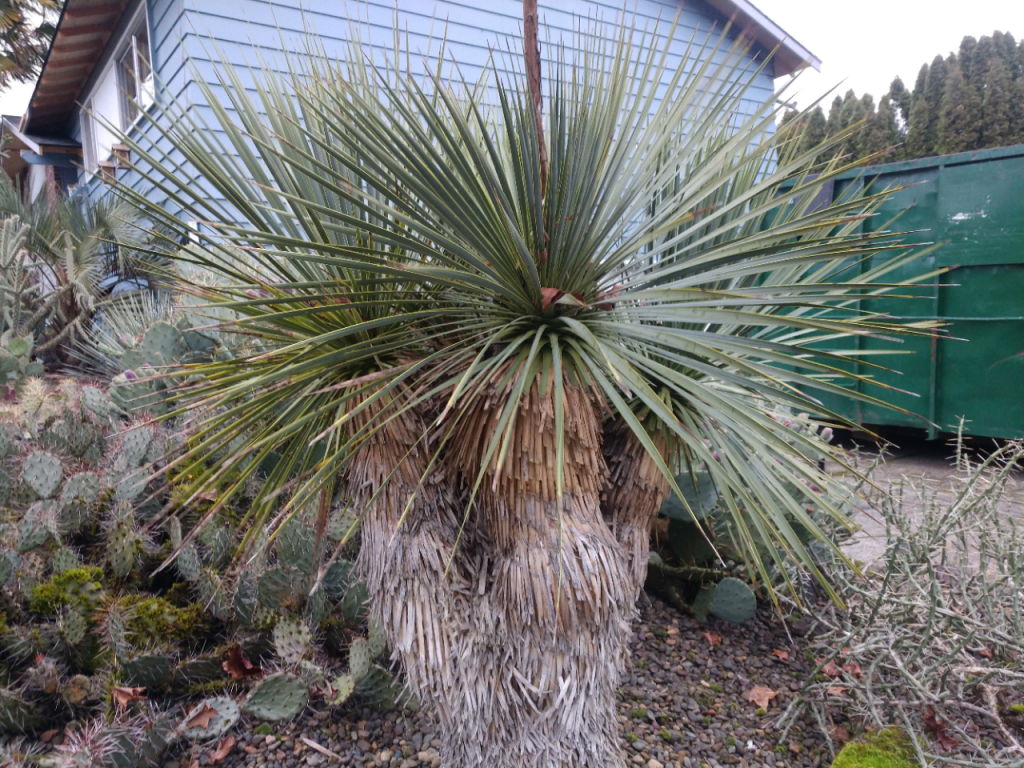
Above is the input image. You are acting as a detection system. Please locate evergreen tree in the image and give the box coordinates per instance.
[937,59,978,154]
[906,56,947,158]
[888,76,912,130]
[824,95,844,138]
[958,36,978,84]
[979,56,1013,148]
[800,105,828,157]
[861,95,901,161]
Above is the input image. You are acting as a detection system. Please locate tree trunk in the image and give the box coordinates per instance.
[602,420,670,598]
[350,379,636,768]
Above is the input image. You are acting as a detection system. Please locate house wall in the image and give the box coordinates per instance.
[71,0,777,216]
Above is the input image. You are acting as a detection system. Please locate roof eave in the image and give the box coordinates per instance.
[708,0,821,77]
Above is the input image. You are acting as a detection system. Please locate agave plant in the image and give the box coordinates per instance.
[109,11,936,768]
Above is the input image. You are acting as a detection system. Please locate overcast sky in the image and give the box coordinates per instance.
[757,0,1024,110]
[3,1,1024,119]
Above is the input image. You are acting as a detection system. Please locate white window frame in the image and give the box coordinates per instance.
[81,96,97,172]
[79,3,153,174]
[116,4,154,131]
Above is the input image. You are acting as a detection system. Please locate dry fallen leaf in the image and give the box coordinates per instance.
[826,686,847,697]
[923,706,959,751]
[821,659,841,678]
[209,736,236,764]
[39,729,59,743]
[789,742,802,754]
[111,686,147,709]
[746,685,778,709]
[222,645,261,680]
[829,725,852,743]
[185,704,219,730]
[771,649,789,661]
[703,632,722,647]
[843,661,865,680]
[977,647,993,659]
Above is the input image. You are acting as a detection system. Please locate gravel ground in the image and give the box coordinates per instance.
[168,597,829,768]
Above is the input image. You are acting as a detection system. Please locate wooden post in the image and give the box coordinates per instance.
[523,0,547,199]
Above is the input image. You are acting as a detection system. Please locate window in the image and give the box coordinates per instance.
[81,98,97,172]
[117,12,153,129]
[79,5,153,175]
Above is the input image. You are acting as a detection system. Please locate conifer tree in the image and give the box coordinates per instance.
[979,56,1012,148]
[861,95,901,161]
[937,59,978,154]
[888,76,912,130]
[799,105,828,158]
[906,55,947,158]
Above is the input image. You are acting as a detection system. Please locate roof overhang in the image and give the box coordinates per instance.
[2,115,82,180]
[22,0,130,136]
[708,0,820,77]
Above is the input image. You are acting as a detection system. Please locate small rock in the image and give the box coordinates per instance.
[648,760,664,768]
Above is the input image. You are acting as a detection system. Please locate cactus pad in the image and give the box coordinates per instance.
[176,543,202,582]
[241,673,308,721]
[179,696,240,741]
[141,321,187,367]
[328,673,356,705]
[0,550,13,586]
[21,451,63,499]
[348,637,372,681]
[51,547,80,573]
[121,425,153,469]
[257,566,301,610]
[60,608,88,646]
[123,653,175,690]
[340,581,369,623]
[659,469,719,522]
[367,620,387,659]
[233,571,258,626]
[107,520,140,578]
[18,500,58,552]
[115,469,148,503]
[0,689,41,734]
[273,615,312,666]
[708,577,756,623]
[61,471,102,506]
[81,385,109,419]
[276,517,315,575]
[668,519,717,566]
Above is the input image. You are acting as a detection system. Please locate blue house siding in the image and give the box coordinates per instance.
[75,0,777,218]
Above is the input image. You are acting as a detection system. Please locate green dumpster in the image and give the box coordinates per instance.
[806,145,1024,440]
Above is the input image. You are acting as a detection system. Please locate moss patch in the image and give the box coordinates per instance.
[29,567,104,614]
[119,595,206,643]
[831,728,916,768]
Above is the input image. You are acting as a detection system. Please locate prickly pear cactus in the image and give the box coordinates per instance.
[328,673,356,705]
[348,637,372,681]
[708,577,756,623]
[21,451,63,499]
[107,518,141,579]
[179,696,240,741]
[122,653,175,690]
[273,615,312,666]
[241,673,308,721]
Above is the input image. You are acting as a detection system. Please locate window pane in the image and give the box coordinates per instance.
[119,45,139,126]
[136,27,151,83]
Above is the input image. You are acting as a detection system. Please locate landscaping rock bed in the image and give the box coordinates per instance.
[161,597,829,768]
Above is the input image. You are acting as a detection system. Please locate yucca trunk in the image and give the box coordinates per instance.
[602,422,670,599]
[351,380,636,768]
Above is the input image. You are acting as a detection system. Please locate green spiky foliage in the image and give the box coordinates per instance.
[97,10,945,763]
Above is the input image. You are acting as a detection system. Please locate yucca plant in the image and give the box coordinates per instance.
[108,9,937,767]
